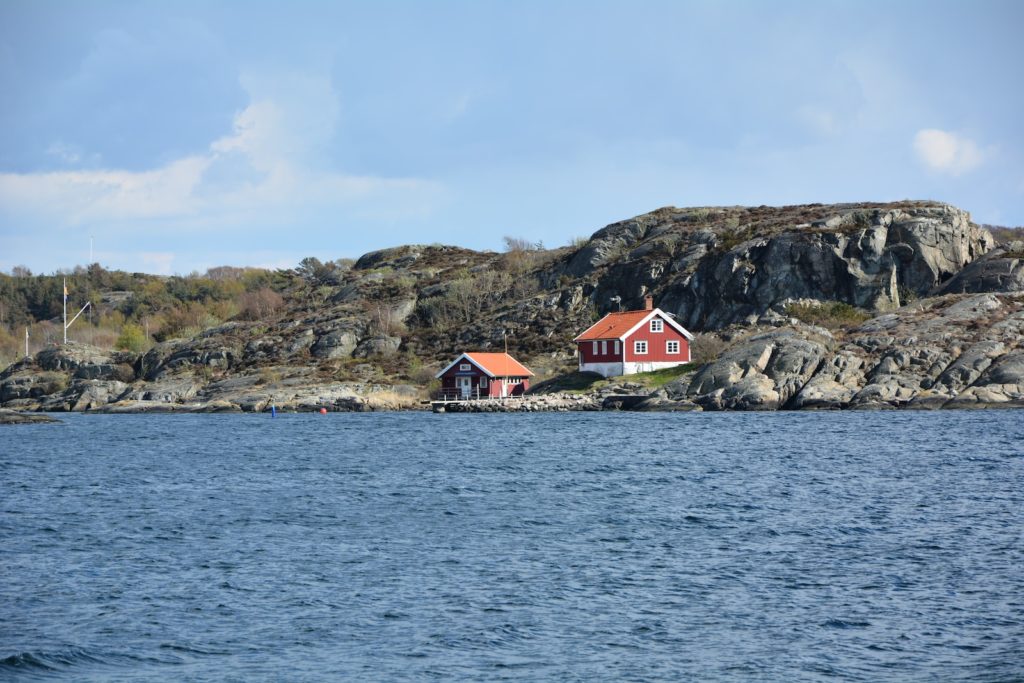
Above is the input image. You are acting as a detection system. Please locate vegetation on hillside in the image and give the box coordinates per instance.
[783,301,873,330]
[0,263,293,366]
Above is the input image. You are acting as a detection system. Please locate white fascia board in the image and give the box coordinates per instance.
[434,353,496,379]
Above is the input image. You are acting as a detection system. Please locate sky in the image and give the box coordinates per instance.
[1,0,1022,275]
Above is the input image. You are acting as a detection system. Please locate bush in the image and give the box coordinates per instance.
[115,323,148,352]
[691,334,727,364]
[238,288,285,321]
[784,301,872,329]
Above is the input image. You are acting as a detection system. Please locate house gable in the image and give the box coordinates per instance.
[435,352,534,379]
[620,309,695,342]
[435,353,489,379]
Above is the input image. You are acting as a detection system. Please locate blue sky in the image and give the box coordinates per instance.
[1,0,1021,275]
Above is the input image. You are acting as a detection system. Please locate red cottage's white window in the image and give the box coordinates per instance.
[634,340,648,355]
[666,340,680,354]
[650,318,664,333]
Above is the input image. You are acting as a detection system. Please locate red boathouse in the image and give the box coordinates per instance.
[435,352,535,400]
[573,295,694,378]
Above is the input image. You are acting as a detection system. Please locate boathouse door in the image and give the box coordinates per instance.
[458,376,472,399]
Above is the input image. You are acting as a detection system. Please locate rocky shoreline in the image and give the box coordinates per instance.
[2,202,1021,415]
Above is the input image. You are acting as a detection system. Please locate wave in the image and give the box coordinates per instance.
[0,648,106,673]
[0,646,188,677]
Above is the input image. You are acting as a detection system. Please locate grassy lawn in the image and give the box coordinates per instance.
[529,363,698,394]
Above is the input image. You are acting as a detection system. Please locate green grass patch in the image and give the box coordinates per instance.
[529,363,698,395]
[529,371,606,394]
[629,363,699,387]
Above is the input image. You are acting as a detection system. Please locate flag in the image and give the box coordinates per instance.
[63,280,68,302]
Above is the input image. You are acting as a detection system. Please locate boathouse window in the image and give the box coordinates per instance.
[667,340,680,354]
[601,340,607,355]
[480,377,488,388]
[614,340,620,354]
[592,341,598,354]
[459,363,471,371]
[650,319,664,333]
[635,341,648,355]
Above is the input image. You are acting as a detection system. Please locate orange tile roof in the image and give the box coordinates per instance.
[574,310,650,341]
[464,352,534,377]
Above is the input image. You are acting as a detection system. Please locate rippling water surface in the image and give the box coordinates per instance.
[2,410,1022,681]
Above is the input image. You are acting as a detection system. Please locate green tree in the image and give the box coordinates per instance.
[115,323,147,352]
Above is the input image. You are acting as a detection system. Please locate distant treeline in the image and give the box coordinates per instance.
[0,263,296,365]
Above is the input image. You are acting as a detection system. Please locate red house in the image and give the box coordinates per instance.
[573,295,694,378]
[435,352,535,399]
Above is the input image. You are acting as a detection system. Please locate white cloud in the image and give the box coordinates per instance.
[913,128,986,175]
[0,69,442,230]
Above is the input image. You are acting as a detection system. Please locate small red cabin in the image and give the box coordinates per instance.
[435,352,535,400]
[573,295,694,378]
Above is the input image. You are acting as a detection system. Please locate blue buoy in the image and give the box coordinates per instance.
[271,403,277,418]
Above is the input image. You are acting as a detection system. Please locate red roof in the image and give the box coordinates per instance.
[573,310,651,341]
[462,352,534,377]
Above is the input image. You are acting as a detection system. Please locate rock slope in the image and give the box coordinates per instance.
[672,293,1024,411]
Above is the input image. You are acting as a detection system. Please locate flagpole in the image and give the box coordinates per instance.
[63,277,67,344]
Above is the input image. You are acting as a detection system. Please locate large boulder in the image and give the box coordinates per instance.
[934,242,1024,295]
[353,336,401,358]
[311,330,359,359]
[687,328,829,410]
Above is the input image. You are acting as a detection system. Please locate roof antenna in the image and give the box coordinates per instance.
[610,295,622,312]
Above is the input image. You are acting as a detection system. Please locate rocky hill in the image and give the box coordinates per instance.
[2,200,1023,412]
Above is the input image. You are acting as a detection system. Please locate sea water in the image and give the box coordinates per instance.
[2,410,1022,681]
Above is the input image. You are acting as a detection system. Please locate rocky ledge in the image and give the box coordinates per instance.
[594,292,1024,411]
[0,409,59,424]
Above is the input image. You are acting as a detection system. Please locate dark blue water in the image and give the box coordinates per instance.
[2,411,1022,681]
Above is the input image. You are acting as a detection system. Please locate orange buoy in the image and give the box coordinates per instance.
[319,407,327,414]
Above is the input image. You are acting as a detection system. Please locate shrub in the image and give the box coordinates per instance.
[691,334,727,364]
[114,323,148,352]
[238,288,285,321]
[784,301,872,329]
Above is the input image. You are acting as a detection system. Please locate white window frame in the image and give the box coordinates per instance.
[614,340,620,355]
[592,341,598,354]
[650,318,664,333]
[459,363,471,371]
[634,340,648,355]
[601,340,607,355]
[666,340,680,355]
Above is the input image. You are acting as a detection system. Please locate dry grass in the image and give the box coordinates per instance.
[784,301,873,330]
[364,389,422,410]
